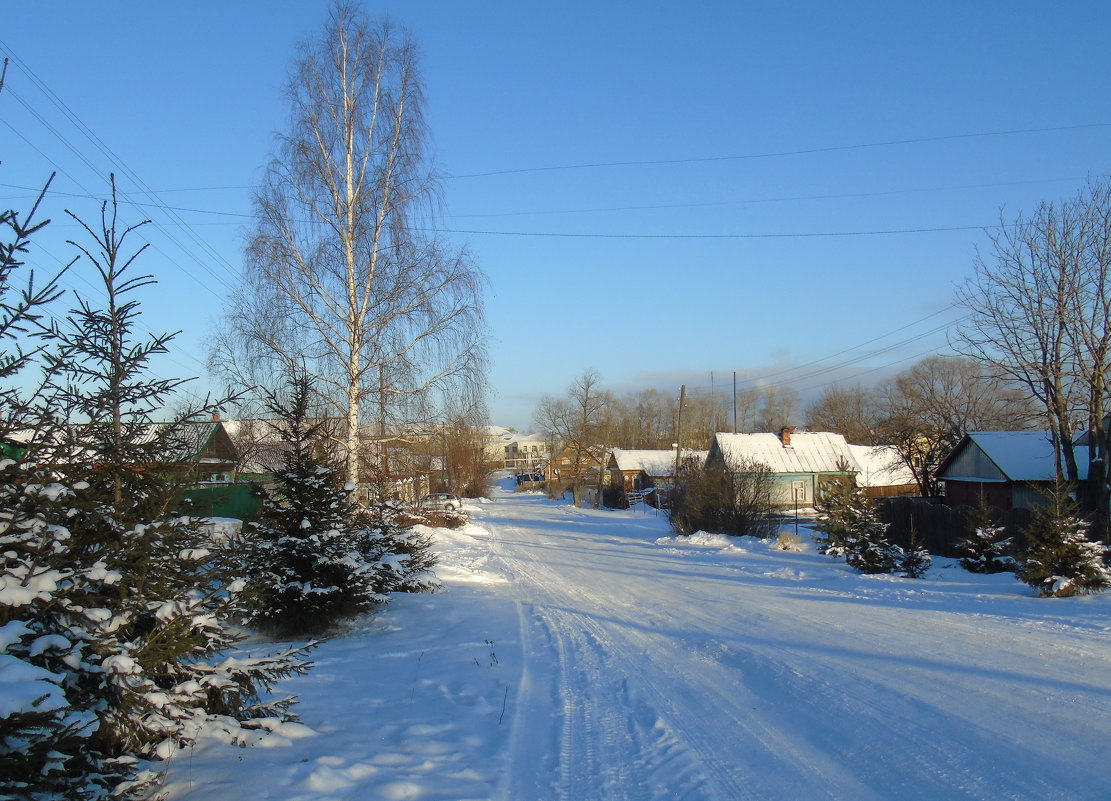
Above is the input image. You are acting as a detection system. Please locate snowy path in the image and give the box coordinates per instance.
[162,480,1111,800]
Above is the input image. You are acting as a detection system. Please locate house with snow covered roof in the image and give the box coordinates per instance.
[12,419,240,482]
[546,440,603,483]
[847,444,919,498]
[706,429,859,506]
[606,448,707,493]
[935,431,1084,510]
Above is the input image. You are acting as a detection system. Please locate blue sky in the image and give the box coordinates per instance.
[2,1,1108,431]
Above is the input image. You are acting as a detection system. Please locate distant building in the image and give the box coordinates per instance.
[847,444,919,498]
[481,425,550,470]
[707,429,857,506]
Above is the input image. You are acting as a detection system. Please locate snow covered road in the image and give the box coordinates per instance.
[477,489,1111,801]
[163,480,1111,800]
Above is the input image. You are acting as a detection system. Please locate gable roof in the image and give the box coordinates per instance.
[610,448,704,477]
[11,421,237,467]
[711,431,857,474]
[847,444,917,487]
[938,431,1086,483]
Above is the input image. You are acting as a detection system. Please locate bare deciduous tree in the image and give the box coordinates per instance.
[878,355,1036,496]
[756,384,799,433]
[213,5,486,484]
[805,384,883,445]
[955,178,1111,534]
[534,369,611,506]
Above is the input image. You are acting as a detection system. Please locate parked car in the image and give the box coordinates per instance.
[515,472,545,485]
[421,492,462,511]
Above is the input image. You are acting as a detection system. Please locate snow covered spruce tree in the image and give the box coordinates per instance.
[3,179,312,797]
[243,376,435,638]
[0,459,142,799]
[813,477,898,573]
[889,523,931,579]
[957,500,1015,574]
[1017,482,1110,597]
[1,179,132,799]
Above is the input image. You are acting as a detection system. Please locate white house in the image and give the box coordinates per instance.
[481,426,550,470]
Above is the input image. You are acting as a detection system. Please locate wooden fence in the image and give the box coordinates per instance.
[876,496,1032,558]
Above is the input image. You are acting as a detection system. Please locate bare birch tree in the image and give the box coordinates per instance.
[213,4,486,484]
[954,178,1111,535]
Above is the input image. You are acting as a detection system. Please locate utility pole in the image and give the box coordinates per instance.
[710,371,716,432]
[674,384,686,479]
[732,372,737,434]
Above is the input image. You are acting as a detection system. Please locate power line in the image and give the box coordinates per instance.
[790,344,954,395]
[425,224,997,240]
[0,45,241,296]
[2,183,1020,240]
[33,241,209,376]
[674,311,962,401]
[444,176,1097,219]
[735,307,962,386]
[450,123,1111,179]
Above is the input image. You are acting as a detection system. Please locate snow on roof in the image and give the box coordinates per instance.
[965,431,1086,482]
[17,421,227,465]
[484,425,514,440]
[505,431,547,445]
[847,444,917,487]
[713,431,857,475]
[712,433,913,486]
[610,449,680,476]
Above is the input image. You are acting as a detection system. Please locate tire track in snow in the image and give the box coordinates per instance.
[488,514,744,800]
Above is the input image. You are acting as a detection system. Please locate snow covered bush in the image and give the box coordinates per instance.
[1,456,315,796]
[957,502,1015,574]
[243,378,436,637]
[773,531,806,552]
[1018,484,1110,597]
[890,528,932,579]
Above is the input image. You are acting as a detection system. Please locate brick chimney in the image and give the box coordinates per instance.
[212,412,221,422]
[781,426,795,447]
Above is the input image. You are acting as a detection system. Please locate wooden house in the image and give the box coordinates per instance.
[607,449,676,492]
[705,429,858,506]
[546,440,602,482]
[606,448,708,492]
[935,431,1080,510]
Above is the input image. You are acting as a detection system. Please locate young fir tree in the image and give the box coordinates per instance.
[813,477,897,573]
[1018,482,1111,597]
[890,521,931,579]
[3,179,312,797]
[957,498,1015,574]
[245,376,435,638]
[1,182,135,799]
